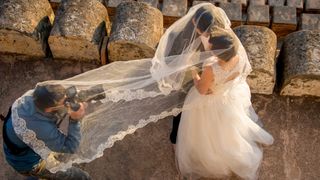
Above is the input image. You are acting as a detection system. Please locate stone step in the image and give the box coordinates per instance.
[247,5,270,27]
[300,13,320,30]
[162,0,188,28]
[218,2,243,28]
[271,6,297,38]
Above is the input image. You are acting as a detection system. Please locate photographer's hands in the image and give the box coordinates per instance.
[68,102,87,121]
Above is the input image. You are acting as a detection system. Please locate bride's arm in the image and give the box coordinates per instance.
[192,66,214,95]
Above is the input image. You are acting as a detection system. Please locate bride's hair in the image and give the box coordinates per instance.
[209,30,239,62]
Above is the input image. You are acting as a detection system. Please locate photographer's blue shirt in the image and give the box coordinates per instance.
[3,95,81,172]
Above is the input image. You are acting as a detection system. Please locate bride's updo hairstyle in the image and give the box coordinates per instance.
[209,30,239,62]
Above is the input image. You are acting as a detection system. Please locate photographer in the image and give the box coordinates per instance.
[2,84,90,180]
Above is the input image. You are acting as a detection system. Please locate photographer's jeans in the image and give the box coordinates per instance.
[20,160,91,180]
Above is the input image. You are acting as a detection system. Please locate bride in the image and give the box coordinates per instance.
[176,29,274,179]
[8,2,273,179]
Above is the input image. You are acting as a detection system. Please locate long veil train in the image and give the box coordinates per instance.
[11,3,253,173]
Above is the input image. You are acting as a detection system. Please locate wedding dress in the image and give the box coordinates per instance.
[176,55,274,179]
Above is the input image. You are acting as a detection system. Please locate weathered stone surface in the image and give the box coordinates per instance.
[162,0,188,27]
[286,0,303,12]
[1,58,320,179]
[219,2,242,27]
[231,0,247,7]
[108,2,163,62]
[107,0,132,7]
[247,5,270,27]
[105,0,133,19]
[48,0,110,63]
[192,0,208,6]
[0,0,54,58]
[162,0,188,17]
[137,0,159,8]
[280,30,320,97]
[271,6,297,37]
[249,0,266,5]
[300,13,320,30]
[268,0,284,6]
[305,0,320,13]
[234,25,277,94]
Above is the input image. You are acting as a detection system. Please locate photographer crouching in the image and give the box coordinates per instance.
[1,84,91,180]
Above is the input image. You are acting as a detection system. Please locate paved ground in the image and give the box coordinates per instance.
[0,59,319,180]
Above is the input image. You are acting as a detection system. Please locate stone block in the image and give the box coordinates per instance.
[247,5,270,27]
[0,0,54,59]
[231,0,248,8]
[105,0,133,19]
[137,0,159,8]
[219,2,243,27]
[300,13,320,30]
[48,0,110,62]
[162,0,188,17]
[108,2,163,62]
[268,0,284,6]
[286,0,303,12]
[234,25,277,94]
[305,0,320,13]
[280,30,320,97]
[271,6,297,37]
[249,0,266,5]
[162,0,188,27]
[192,1,208,6]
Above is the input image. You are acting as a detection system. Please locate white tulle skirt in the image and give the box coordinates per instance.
[176,81,274,180]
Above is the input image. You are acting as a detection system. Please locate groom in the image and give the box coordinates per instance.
[169,6,221,145]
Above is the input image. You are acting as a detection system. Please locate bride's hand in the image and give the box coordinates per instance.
[191,67,200,81]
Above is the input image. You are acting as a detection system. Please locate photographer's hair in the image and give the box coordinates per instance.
[209,30,239,62]
[33,84,66,112]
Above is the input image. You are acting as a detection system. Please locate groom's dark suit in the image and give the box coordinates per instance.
[167,21,205,144]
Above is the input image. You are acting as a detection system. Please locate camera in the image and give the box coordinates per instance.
[64,84,106,111]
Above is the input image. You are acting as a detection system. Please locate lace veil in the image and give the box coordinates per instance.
[11,3,252,172]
